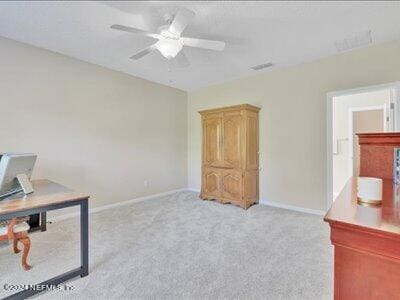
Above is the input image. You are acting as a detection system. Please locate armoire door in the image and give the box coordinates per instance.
[221,169,243,202]
[221,112,242,168]
[202,167,221,199]
[203,116,223,167]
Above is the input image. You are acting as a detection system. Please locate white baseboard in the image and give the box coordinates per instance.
[50,188,325,222]
[259,200,326,216]
[49,188,187,222]
[185,188,325,216]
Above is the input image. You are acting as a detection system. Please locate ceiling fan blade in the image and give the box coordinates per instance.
[110,24,160,39]
[173,51,190,68]
[168,8,195,36]
[130,44,158,60]
[181,37,225,51]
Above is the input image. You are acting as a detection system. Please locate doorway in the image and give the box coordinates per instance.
[327,82,400,209]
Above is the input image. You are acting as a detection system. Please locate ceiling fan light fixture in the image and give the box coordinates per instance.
[156,39,183,59]
[110,7,225,66]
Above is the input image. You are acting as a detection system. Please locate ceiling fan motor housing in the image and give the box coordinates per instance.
[163,13,173,25]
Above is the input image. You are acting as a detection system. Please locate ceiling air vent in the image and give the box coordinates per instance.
[334,30,372,53]
[251,62,274,71]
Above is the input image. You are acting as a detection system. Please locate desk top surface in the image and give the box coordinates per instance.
[0,179,89,215]
[324,177,400,235]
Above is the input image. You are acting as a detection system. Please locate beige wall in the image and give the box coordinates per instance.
[332,90,390,197]
[188,39,400,211]
[0,37,187,215]
[2,35,400,215]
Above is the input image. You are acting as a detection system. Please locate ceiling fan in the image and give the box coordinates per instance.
[110,8,226,67]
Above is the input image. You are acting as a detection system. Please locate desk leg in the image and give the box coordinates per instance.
[80,199,89,277]
[41,212,47,231]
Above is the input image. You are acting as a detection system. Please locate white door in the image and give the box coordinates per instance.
[351,109,385,177]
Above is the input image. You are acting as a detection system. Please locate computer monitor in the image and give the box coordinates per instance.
[0,153,37,198]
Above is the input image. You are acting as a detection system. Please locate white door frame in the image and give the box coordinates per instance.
[326,81,400,210]
[348,104,387,178]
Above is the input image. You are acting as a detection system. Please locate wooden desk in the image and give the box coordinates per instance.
[324,177,400,299]
[0,179,90,300]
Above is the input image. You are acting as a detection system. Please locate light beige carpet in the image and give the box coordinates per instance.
[0,191,333,299]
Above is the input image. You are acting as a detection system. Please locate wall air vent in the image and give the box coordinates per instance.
[251,62,274,71]
[334,30,372,53]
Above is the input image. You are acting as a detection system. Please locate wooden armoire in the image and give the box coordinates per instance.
[199,104,260,209]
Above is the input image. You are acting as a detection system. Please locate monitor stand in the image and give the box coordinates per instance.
[16,173,34,195]
[15,174,45,232]
[0,173,34,198]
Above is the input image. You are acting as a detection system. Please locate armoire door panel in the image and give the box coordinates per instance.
[203,117,222,167]
[244,170,258,202]
[246,114,259,170]
[222,113,242,168]
[202,167,221,198]
[221,170,242,201]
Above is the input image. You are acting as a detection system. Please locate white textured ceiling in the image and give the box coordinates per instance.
[0,1,400,91]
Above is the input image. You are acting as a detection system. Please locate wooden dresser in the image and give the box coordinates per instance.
[358,132,400,179]
[199,104,260,209]
[325,132,400,299]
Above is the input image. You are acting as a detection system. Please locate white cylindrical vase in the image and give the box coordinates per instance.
[357,177,383,204]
